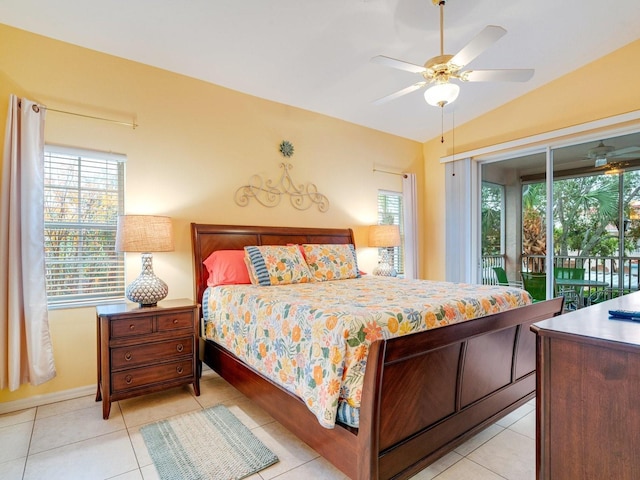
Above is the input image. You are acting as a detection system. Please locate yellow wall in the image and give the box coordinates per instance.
[0,24,423,404]
[423,38,640,280]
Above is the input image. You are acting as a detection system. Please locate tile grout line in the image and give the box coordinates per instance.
[21,407,37,480]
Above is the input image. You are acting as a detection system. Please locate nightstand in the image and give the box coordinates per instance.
[95,298,200,419]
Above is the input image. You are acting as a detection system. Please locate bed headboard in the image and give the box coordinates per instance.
[190,223,356,307]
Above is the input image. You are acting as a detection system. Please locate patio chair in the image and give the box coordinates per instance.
[492,267,524,288]
[554,266,585,301]
[557,286,580,311]
[586,287,628,306]
[521,272,546,302]
[554,267,585,280]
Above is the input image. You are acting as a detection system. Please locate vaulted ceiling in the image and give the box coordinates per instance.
[2,0,640,142]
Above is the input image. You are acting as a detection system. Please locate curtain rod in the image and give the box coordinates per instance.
[373,168,408,178]
[44,106,139,129]
[17,98,138,129]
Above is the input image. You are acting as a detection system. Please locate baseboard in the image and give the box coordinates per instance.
[0,385,95,415]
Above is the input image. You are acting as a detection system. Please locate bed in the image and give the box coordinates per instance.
[191,223,563,480]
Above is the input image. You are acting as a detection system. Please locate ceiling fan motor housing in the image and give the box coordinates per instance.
[588,141,615,159]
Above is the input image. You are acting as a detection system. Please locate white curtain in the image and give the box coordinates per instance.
[444,158,475,283]
[402,173,419,279]
[0,95,56,390]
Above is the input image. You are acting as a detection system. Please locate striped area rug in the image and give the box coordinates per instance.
[140,405,278,480]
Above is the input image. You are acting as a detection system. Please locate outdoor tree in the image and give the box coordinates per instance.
[481,183,502,256]
[520,170,640,273]
[522,183,546,272]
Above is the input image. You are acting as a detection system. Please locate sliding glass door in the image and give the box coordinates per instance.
[479,130,640,305]
[481,151,547,294]
[550,133,640,304]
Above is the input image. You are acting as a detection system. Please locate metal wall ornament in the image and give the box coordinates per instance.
[234,141,330,212]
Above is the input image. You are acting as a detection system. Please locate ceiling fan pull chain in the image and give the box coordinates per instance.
[440,106,444,143]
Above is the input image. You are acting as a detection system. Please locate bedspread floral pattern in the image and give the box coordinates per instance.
[204,276,532,429]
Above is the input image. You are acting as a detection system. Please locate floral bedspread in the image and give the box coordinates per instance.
[203,276,532,429]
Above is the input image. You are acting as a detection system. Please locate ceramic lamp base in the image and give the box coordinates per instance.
[373,262,397,277]
[373,249,397,277]
[126,253,168,307]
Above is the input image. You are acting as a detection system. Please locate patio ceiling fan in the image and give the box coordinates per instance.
[587,140,640,167]
[371,0,534,108]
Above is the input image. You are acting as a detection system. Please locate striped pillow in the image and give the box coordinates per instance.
[244,245,312,286]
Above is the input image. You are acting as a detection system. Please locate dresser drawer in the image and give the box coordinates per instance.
[111,337,193,370]
[157,310,193,331]
[111,359,193,393]
[110,316,153,338]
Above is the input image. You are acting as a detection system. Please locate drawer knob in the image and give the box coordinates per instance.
[125,375,133,384]
[176,344,184,353]
[129,324,135,330]
[176,366,184,374]
[124,352,132,361]
[173,318,179,324]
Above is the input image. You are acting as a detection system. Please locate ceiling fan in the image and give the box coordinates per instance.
[371,0,534,107]
[588,140,640,167]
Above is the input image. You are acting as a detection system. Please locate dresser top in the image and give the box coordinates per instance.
[532,290,640,348]
[96,298,196,316]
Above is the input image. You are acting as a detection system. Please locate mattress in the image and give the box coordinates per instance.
[203,276,532,428]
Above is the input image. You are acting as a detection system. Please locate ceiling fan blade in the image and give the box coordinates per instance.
[372,82,427,105]
[610,146,640,157]
[462,69,534,82]
[449,25,507,68]
[370,55,426,74]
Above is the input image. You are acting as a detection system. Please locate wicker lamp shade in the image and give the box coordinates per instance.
[368,224,401,248]
[116,215,174,307]
[116,215,174,252]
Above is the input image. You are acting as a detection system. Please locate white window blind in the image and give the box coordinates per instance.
[377,191,404,275]
[44,146,125,306]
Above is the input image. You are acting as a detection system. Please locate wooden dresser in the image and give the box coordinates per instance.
[531,291,640,479]
[96,298,200,419]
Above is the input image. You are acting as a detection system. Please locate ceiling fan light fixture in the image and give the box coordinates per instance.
[424,82,460,107]
[594,157,608,168]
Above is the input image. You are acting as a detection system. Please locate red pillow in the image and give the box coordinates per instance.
[203,250,251,287]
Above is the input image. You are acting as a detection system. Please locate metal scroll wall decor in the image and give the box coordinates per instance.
[234,141,330,212]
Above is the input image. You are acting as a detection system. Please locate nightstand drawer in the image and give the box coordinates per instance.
[111,337,193,369]
[110,316,154,338]
[111,359,193,392]
[157,311,194,331]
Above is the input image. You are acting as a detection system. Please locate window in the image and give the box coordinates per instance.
[44,146,125,307]
[377,190,404,275]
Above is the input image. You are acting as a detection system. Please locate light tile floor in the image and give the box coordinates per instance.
[0,367,537,480]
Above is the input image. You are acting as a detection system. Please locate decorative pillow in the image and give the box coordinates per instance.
[244,245,313,286]
[302,244,361,282]
[203,250,251,287]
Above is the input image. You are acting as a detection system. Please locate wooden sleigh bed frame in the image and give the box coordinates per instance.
[191,223,563,480]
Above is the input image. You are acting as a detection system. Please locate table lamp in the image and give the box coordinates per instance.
[116,215,174,307]
[369,224,401,276]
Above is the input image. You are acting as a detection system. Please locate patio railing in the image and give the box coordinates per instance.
[481,255,504,284]
[482,254,640,292]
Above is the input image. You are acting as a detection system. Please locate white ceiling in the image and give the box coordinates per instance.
[2,0,640,142]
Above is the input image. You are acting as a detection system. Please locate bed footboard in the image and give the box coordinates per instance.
[359,297,564,480]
